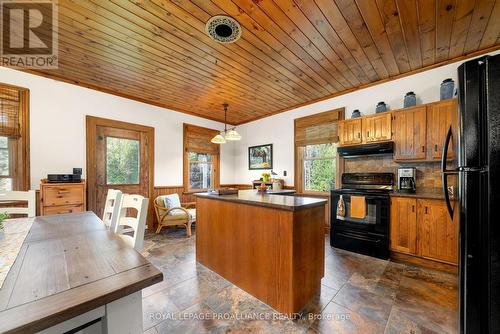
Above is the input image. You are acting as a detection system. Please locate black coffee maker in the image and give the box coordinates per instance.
[397,167,416,193]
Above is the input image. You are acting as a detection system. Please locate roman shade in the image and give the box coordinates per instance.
[294,107,345,146]
[0,87,21,138]
[183,123,220,155]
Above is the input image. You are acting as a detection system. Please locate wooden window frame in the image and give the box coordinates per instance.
[0,83,30,191]
[294,108,345,196]
[183,124,220,194]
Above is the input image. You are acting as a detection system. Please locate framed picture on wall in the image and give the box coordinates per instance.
[248,144,273,170]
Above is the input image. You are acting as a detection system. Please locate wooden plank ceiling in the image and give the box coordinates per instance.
[23,0,500,125]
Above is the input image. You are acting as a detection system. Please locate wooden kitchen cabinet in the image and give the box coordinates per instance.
[363,113,392,143]
[392,106,427,160]
[390,197,417,255]
[418,199,459,265]
[339,118,362,145]
[427,99,457,160]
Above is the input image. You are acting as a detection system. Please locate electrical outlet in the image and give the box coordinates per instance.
[283,170,287,177]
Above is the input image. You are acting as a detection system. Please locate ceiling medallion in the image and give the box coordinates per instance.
[205,15,242,44]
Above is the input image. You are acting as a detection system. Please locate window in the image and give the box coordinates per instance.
[0,84,29,191]
[303,143,338,192]
[183,124,220,192]
[294,108,344,194]
[188,152,213,190]
[106,137,140,185]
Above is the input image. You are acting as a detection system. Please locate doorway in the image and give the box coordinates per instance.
[86,116,154,228]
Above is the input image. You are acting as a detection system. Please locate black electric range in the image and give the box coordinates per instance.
[330,173,394,259]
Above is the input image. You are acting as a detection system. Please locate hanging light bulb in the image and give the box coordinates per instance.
[211,133,226,144]
[211,103,241,144]
[224,128,241,141]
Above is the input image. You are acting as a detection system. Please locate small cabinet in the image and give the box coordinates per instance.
[392,106,427,160]
[418,199,459,265]
[40,180,86,216]
[363,113,392,143]
[339,118,362,145]
[427,100,457,160]
[390,197,417,255]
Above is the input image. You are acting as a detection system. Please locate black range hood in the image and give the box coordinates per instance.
[337,141,393,158]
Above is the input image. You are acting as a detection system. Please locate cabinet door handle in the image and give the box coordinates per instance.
[412,205,415,212]
[421,146,425,153]
[367,131,370,138]
[58,190,70,194]
[424,206,428,214]
[357,132,361,138]
[434,144,438,152]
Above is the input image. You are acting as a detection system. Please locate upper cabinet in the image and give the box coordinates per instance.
[392,106,427,160]
[339,118,362,145]
[338,99,457,161]
[427,99,457,160]
[363,113,392,143]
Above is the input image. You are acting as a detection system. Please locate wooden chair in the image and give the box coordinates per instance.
[154,193,195,237]
[0,190,36,218]
[115,194,148,252]
[102,189,123,232]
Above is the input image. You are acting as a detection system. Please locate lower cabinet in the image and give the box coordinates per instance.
[390,197,459,265]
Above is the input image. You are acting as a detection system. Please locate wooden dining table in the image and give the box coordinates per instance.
[0,211,162,334]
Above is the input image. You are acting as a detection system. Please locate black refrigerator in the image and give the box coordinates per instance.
[442,54,500,334]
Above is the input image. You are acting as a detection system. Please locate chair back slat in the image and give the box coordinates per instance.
[102,189,123,231]
[0,190,36,218]
[115,194,148,252]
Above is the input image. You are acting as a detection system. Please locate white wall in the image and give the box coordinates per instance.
[0,67,235,189]
[233,51,499,186]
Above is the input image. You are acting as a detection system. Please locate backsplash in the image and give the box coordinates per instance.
[344,155,443,190]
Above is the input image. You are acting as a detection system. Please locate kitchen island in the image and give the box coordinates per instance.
[195,190,327,314]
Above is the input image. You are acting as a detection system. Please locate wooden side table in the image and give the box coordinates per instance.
[40,179,86,216]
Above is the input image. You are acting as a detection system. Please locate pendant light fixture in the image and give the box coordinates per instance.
[211,103,241,144]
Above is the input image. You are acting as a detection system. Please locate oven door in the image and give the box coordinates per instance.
[330,191,389,235]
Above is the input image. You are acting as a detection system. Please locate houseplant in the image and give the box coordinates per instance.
[0,212,9,234]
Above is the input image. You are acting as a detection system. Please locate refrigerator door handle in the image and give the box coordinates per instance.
[441,126,457,219]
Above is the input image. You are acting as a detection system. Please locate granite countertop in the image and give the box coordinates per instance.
[195,189,326,211]
[390,188,451,200]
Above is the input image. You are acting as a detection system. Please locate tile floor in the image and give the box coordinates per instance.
[141,227,458,334]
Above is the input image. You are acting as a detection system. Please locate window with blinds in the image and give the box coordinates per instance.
[183,124,220,192]
[294,108,344,194]
[0,84,29,191]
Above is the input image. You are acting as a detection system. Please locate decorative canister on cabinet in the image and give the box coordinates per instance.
[351,109,361,118]
[440,78,455,100]
[375,102,387,113]
[404,92,416,107]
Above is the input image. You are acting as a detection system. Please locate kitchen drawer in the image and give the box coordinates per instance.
[43,185,84,206]
[43,204,84,215]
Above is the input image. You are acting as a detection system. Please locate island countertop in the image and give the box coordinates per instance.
[195,189,327,211]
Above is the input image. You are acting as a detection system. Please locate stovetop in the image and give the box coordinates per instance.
[334,173,395,195]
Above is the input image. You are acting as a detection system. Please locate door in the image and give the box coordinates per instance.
[339,119,362,145]
[417,199,459,264]
[393,106,427,160]
[363,113,392,143]
[428,100,457,160]
[86,116,154,227]
[390,197,417,254]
